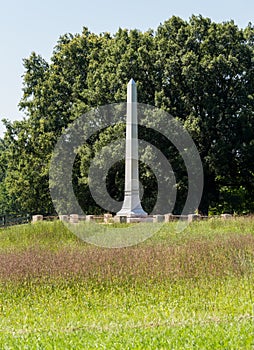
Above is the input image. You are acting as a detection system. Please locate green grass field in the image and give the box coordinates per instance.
[0,218,253,349]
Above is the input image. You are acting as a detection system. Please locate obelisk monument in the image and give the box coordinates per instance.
[117,79,147,217]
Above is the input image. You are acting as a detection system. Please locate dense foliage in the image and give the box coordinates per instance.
[1,15,254,215]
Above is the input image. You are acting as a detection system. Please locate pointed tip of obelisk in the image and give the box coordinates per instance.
[128,78,136,85]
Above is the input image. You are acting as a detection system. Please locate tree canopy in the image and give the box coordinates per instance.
[1,15,254,215]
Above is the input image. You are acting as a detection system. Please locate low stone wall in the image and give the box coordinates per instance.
[32,213,232,224]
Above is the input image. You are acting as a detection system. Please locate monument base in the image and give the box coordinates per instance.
[126,216,153,223]
[116,210,147,217]
[114,215,153,223]
[116,203,148,217]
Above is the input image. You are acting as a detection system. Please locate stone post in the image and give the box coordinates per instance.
[69,214,79,224]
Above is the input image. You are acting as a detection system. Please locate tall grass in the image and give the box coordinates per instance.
[0,218,253,349]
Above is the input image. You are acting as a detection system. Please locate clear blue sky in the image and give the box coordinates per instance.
[1,0,254,135]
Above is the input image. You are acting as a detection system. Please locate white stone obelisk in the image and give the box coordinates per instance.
[117,79,147,217]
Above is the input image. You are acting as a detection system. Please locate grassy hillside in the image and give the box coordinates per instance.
[0,218,253,349]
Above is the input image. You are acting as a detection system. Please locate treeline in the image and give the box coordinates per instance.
[1,15,254,215]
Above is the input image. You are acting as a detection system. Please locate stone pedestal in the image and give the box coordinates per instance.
[86,215,94,222]
[114,216,127,223]
[104,213,113,223]
[32,215,43,223]
[70,214,79,224]
[59,215,69,222]
[221,214,233,219]
[153,215,165,223]
[188,214,201,223]
[164,213,174,222]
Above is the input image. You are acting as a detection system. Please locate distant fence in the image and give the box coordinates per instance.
[0,212,237,228]
[31,213,234,224]
[0,213,32,227]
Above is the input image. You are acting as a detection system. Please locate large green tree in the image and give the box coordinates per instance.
[155,16,254,214]
[1,16,254,215]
